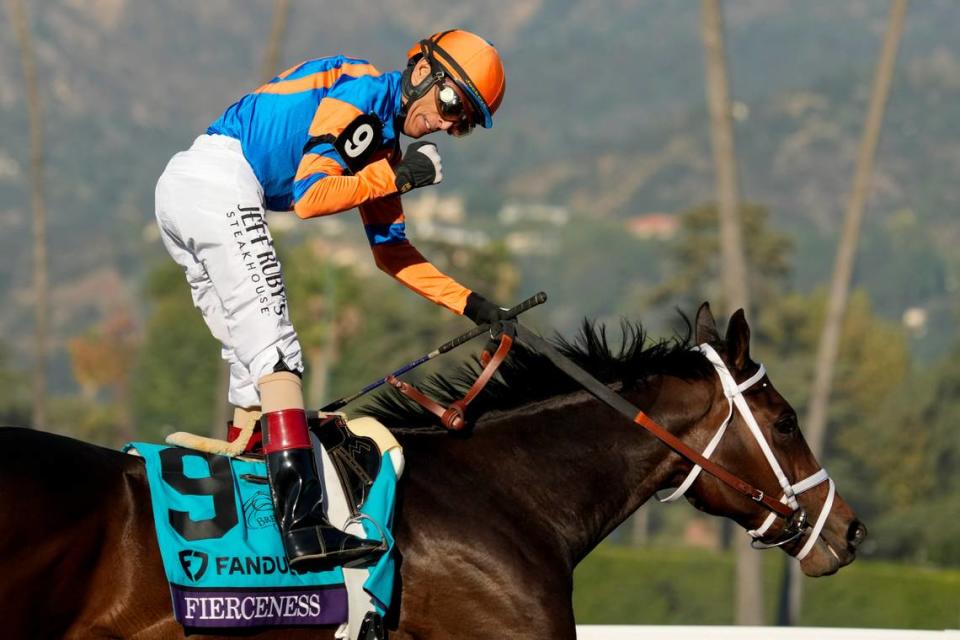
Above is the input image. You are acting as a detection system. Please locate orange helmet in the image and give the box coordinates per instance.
[403,29,506,129]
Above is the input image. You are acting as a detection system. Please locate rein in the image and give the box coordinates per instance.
[387,331,514,431]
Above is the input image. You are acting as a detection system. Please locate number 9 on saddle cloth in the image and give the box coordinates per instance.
[126,413,402,640]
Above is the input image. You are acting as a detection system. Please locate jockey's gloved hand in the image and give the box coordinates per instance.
[395,142,443,194]
[463,292,509,326]
[464,293,513,364]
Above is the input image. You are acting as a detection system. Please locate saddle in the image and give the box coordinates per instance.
[179,411,390,514]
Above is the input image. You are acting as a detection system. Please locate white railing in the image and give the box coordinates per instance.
[575,626,960,639]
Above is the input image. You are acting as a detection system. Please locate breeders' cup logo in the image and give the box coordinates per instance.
[178,549,210,582]
[243,490,276,530]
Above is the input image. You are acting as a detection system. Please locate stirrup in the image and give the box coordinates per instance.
[284,525,385,571]
[359,612,386,640]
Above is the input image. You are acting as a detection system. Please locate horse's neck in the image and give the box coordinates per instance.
[475,378,700,567]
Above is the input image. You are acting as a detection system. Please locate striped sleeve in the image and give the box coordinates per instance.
[292,97,398,219]
[359,197,472,314]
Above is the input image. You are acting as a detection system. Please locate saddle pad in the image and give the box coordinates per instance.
[126,441,398,630]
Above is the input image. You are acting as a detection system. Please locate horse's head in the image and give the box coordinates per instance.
[671,303,867,577]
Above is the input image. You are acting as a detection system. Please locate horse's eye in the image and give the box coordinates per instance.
[775,415,798,434]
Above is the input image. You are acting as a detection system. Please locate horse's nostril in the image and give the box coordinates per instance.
[847,520,868,547]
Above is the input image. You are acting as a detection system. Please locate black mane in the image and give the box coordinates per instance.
[358,318,716,432]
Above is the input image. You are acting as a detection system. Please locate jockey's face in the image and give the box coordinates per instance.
[402,58,460,139]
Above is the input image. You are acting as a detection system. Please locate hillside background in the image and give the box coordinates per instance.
[1,1,958,360]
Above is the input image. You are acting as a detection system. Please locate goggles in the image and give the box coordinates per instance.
[435,80,477,137]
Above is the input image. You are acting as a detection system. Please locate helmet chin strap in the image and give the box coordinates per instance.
[398,40,447,131]
[397,47,443,123]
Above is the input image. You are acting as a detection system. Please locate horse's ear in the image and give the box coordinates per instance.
[725,308,751,370]
[695,302,721,345]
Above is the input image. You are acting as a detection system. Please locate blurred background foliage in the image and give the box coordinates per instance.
[573,546,960,628]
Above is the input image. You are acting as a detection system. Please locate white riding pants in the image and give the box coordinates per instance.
[155,134,303,408]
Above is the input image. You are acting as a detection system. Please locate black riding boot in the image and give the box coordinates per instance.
[263,409,384,571]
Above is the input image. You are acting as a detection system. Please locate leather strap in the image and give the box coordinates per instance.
[388,332,514,431]
[633,411,792,517]
[386,376,449,422]
[463,333,512,406]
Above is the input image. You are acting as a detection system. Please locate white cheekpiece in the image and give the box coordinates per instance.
[659,343,834,562]
[155,134,304,408]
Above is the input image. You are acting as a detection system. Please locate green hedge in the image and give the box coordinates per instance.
[573,544,960,629]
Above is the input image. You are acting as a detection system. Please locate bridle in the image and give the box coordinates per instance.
[500,325,838,561]
[658,343,836,560]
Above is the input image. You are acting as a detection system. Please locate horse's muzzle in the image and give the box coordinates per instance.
[847,519,867,548]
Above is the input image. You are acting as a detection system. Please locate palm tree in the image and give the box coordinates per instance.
[6,0,48,429]
[786,0,908,624]
[261,0,291,84]
[701,0,763,625]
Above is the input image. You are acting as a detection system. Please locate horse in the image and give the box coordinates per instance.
[0,304,866,639]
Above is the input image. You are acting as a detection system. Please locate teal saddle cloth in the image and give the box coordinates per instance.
[126,441,398,629]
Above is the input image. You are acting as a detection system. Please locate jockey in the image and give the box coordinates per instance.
[154,30,509,571]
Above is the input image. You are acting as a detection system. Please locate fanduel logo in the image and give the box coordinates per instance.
[179,550,209,582]
[215,554,290,576]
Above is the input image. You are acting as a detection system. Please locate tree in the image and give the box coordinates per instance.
[701,0,759,620]
[281,232,519,409]
[282,237,366,407]
[131,261,222,443]
[66,308,140,443]
[261,0,291,84]
[754,289,911,442]
[6,0,49,429]
[650,203,792,316]
[702,0,749,318]
[0,342,30,425]
[836,337,960,566]
[794,0,908,622]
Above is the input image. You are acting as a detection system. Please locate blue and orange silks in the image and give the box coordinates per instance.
[207,56,471,314]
